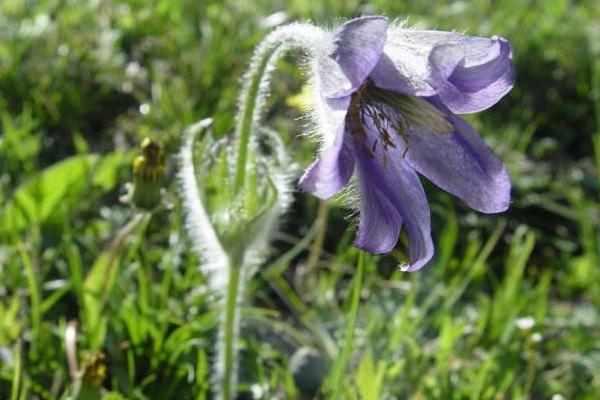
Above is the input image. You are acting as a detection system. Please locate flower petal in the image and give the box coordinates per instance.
[428,36,514,114]
[370,27,514,112]
[369,27,471,95]
[353,132,434,270]
[354,172,403,255]
[405,100,511,213]
[299,96,354,199]
[317,16,388,98]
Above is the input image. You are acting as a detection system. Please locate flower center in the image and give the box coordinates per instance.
[347,79,453,161]
[347,80,406,158]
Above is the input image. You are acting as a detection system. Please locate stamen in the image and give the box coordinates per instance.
[347,79,453,163]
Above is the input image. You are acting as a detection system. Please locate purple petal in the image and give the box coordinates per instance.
[369,53,437,97]
[299,96,354,199]
[428,36,514,114]
[318,16,388,98]
[354,173,403,254]
[406,100,511,213]
[353,130,434,270]
[370,28,514,113]
[369,27,466,96]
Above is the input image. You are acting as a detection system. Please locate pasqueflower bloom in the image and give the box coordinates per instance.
[299,16,514,270]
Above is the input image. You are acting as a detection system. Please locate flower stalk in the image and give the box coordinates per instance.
[180,118,293,398]
[219,25,324,397]
[221,264,241,400]
[233,23,324,194]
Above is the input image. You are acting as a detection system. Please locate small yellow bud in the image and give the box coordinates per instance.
[132,138,165,209]
[81,350,107,388]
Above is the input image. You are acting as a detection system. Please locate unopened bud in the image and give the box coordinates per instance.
[81,350,107,388]
[132,137,165,209]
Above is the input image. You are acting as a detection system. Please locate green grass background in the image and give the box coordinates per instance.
[1,0,600,398]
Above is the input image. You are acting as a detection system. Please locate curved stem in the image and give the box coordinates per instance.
[216,23,325,399]
[233,44,278,193]
[233,23,324,193]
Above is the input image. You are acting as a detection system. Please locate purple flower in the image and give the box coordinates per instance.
[299,16,514,270]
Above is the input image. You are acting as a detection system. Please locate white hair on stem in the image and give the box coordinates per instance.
[178,118,230,293]
[243,128,296,274]
[179,119,237,397]
[235,22,326,137]
[233,22,327,190]
[179,22,328,400]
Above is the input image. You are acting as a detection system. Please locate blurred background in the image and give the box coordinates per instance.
[1,0,599,398]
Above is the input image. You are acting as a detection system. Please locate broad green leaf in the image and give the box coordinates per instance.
[92,150,127,190]
[0,152,127,234]
[2,154,97,232]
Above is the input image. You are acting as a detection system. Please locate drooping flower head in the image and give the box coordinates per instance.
[299,16,514,270]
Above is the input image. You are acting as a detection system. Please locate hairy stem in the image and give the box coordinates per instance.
[179,119,230,293]
[233,23,324,193]
[221,264,242,400]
